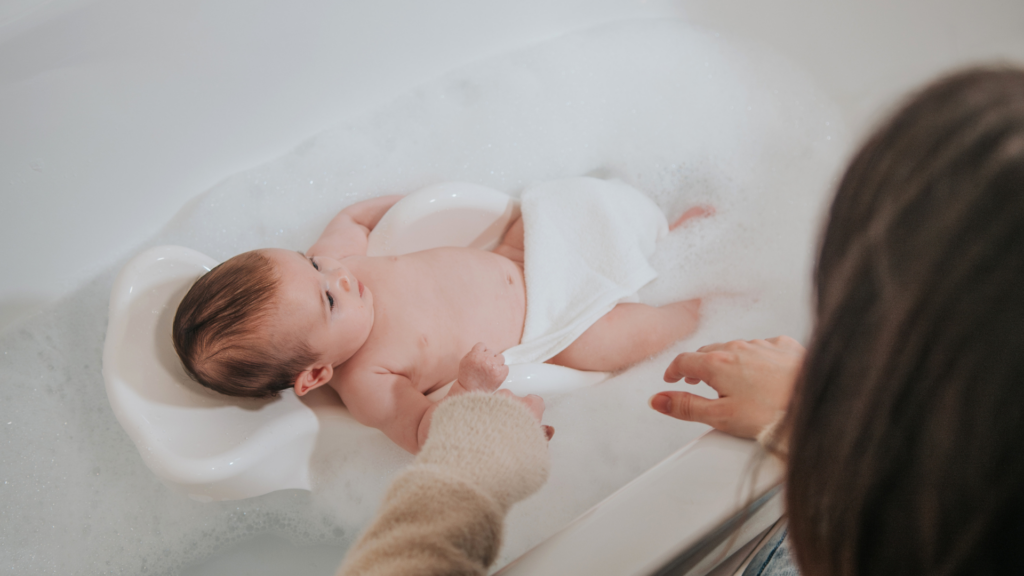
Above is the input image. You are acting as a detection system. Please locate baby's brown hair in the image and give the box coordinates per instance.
[172,250,317,398]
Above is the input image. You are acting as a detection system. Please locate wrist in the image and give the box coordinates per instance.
[755,410,788,459]
[416,392,550,509]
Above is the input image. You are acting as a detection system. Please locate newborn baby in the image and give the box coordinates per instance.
[173,180,702,453]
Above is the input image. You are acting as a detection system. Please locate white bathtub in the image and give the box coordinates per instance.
[2,1,1022,575]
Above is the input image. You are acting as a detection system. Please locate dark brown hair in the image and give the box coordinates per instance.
[786,67,1024,576]
[172,250,317,398]
[782,69,1024,573]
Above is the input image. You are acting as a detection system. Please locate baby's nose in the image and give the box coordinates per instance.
[338,275,352,291]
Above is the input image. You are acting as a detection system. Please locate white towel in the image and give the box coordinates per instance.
[501,177,669,365]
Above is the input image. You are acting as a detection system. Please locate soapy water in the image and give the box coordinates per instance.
[0,20,848,575]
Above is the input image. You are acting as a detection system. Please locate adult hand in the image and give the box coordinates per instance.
[495,390,554,440]
[649,336,805,439]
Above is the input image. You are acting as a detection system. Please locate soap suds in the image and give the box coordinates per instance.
[0,20,847,575]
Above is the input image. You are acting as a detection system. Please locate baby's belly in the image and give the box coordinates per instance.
[407,248,526,387]
[427,247,526,346]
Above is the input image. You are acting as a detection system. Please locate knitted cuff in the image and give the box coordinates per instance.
[415,392,550,510]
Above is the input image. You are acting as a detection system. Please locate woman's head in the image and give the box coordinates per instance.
[172,249,318,398]
[787,67,1024,575]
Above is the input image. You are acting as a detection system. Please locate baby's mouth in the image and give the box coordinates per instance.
[357,280,364,297]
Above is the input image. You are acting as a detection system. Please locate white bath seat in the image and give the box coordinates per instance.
[103,182,608,501]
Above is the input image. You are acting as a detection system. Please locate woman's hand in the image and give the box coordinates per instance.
[495,389,554,440]
[455,344,554,440]
[650,336,805,439]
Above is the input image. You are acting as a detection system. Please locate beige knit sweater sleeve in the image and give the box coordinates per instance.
[337,392,551,576]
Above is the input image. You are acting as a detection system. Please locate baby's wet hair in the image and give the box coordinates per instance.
[172,249,317,398]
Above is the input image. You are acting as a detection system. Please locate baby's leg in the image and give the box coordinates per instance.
[548,300,701,372]
[491,215,525,265]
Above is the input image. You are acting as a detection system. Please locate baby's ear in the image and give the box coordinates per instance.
[294,365,333,396]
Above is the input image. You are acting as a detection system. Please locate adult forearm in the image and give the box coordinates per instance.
[337,393,550,576]
[337,468,503,576]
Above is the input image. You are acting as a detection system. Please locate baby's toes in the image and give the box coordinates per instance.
[670,205,715,231]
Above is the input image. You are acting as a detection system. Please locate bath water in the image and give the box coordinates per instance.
[0,20,847,575]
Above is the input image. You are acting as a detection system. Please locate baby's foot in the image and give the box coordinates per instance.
[670,205,715,231]
[458,342,509,392]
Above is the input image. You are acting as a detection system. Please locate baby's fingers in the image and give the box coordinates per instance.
[493,363,510,383]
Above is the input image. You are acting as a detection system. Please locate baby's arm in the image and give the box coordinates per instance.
[306,195,403,260]
[341,370,439,454]
[343,345,508,454]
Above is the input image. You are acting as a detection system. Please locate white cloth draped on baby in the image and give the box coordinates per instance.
[502,178,669,365]
[103,179,664,501]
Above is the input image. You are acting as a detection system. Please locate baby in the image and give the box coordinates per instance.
[173,186,703,453]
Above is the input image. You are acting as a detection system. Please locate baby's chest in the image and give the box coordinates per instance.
[375,254,524,326]
[353,323,461,392]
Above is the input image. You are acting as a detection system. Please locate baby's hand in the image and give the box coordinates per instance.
[458,342,509,392]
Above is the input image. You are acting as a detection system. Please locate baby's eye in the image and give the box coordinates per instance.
[327,292,334,310]
[310,258,320,271]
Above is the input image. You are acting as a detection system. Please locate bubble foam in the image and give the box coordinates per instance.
[0,20,848,575]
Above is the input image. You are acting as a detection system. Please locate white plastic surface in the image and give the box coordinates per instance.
[103,184,609,501]
[102,245,371,501]
[497,431,784,576]
[366,182,521,255]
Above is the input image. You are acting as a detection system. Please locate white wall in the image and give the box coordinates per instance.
[1,0,1023,331]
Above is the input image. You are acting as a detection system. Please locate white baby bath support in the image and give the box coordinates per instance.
[102,182,608,502]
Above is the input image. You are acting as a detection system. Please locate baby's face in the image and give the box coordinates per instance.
[263,248,374,368]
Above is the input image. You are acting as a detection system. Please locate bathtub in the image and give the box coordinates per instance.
[2,1,1023,575]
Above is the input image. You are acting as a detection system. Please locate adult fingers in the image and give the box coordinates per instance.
[649,391,720,425]
[696,341,729,353]
[523,393,545,420]
[664,352,717,385]
[765,335,807,354]
[496,390,545,422]
[521,394,553,439]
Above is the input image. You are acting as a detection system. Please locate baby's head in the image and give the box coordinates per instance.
[173,248,375,398]
[172,250,318,398]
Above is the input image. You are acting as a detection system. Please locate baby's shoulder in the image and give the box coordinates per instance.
[333,360,415,415]
[335,354,408,388]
